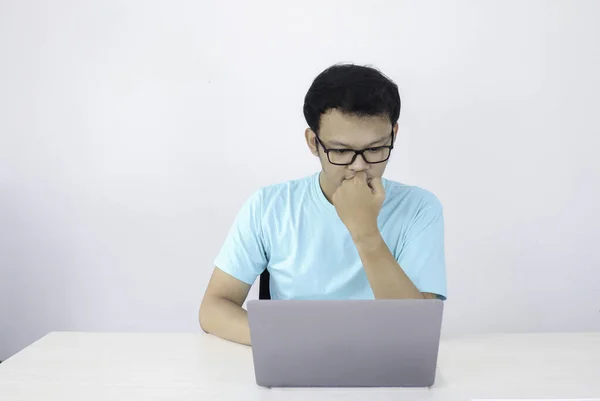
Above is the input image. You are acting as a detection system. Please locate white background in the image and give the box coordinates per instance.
[1,0,599,361]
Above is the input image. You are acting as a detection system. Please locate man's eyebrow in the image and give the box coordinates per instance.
[328,136,390,148]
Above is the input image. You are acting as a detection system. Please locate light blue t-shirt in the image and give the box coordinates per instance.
[214,172,447,300]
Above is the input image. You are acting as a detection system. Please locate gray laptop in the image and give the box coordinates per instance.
[247,299,444,388]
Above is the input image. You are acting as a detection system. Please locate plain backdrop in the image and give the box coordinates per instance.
[1,0,599,361]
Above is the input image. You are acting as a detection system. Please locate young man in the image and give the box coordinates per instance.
[199,63,447,345]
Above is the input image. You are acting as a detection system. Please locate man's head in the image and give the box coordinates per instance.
[303,63,401,199]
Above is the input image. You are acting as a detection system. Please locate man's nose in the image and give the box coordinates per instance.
[348,153,370,171]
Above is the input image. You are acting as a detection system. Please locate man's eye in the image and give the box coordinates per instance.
[332,150,351,154]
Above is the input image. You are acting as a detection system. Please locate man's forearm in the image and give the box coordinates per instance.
[353,232,424,299]
[199,297,251,346]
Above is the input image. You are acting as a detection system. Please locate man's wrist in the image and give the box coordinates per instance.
[351,228,384,251]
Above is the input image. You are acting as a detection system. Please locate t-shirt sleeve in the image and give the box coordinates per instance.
[213,190,268,285]
[397,194,447,300]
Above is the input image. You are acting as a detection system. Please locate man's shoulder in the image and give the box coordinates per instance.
[256,173,316,200]
[383,178,443,213]
[248,173,317,214]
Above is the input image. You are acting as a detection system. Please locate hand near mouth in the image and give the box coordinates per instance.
[332,172,385,239]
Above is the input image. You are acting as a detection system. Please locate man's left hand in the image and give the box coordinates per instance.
[332,171,385,239]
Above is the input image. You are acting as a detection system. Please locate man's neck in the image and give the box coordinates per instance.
[318,172,335,204]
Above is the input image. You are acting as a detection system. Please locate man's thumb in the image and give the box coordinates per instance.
[370,177,385,195]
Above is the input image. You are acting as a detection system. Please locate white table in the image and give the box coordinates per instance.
[0,332,599,401]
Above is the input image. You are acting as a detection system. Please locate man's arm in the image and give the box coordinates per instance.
[353,233,436,299]
[199,267,253,346]
[332,172,445,300]
[201,188,268,345]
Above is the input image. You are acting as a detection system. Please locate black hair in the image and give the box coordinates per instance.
[303,63,401,134]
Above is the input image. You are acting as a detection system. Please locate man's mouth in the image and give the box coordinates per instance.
[343,176,373,187]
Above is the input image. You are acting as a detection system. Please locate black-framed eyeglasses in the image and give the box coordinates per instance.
[315,128,395,166]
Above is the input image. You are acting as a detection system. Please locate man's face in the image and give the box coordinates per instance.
[305,109,397,196]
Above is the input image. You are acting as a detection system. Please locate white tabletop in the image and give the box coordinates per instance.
[0,331,599,401]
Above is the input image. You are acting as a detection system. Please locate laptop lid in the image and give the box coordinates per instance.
[247,299,444,388]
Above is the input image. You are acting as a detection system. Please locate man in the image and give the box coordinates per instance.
[199,63,446,345]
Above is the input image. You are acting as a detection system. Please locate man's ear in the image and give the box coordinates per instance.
[393,123,399,144]
[305,128,319,157]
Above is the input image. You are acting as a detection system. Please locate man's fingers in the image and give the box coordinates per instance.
[353,171,368,183]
